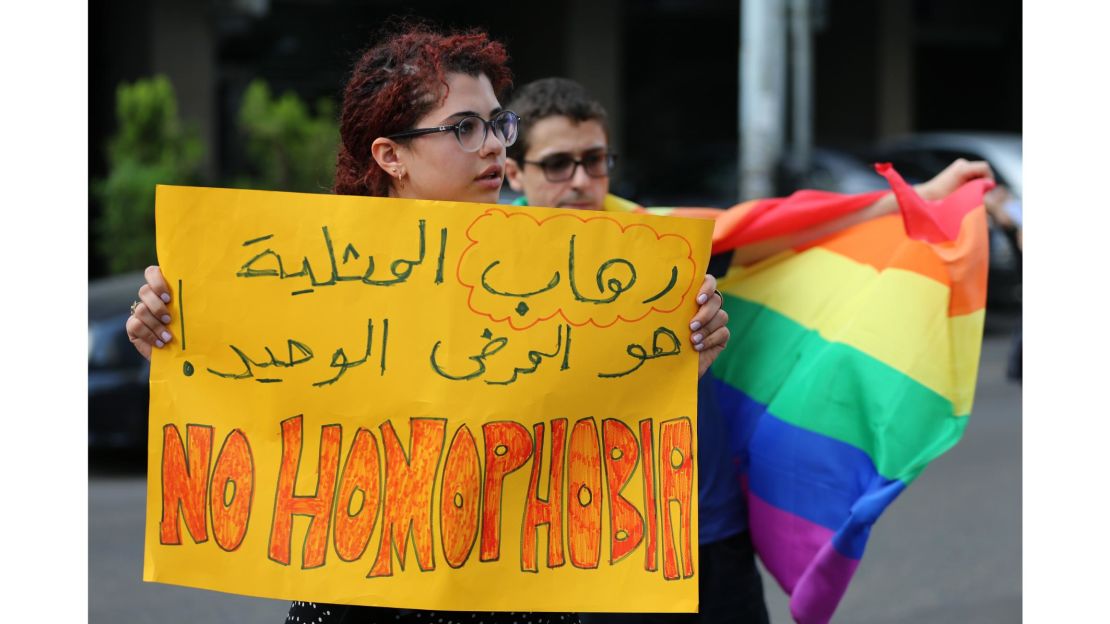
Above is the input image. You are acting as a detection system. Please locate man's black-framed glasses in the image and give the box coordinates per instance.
[522,148,617,182]
[387,110,520,153]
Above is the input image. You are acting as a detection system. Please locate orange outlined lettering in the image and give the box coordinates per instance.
[602,419,644,564]
[659,417,694,580]
[440,425,481,568]
[210,429,254,551]
[369,418,446,577]
[334,428,382,562]
[480,421,533,561]
[521,419,567,572]
[567,417,602,569]
[268,416,342,568]
[639,419,659,572]
[160,424,213,545]
[156,414,696,581]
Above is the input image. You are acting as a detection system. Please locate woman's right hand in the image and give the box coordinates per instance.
[125,265,175,361]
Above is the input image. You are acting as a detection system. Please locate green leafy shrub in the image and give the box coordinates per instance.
[236,80,339,193]
[93,76,203,274]
[91,77,338,274]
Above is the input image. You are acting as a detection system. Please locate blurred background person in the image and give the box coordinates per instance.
[504,76,993,624]
[985,184,1022,381]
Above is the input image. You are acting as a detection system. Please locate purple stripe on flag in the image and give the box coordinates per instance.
[714,376,906,558]
[748,493,862,624]
[789,541,862,624]
[747,492,835,592]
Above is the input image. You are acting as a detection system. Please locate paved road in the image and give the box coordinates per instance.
[89,332,1021,623]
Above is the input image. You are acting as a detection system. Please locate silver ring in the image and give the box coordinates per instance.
[130,300,141,316]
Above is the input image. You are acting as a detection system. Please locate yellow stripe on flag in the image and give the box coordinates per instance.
[718,248,983,415]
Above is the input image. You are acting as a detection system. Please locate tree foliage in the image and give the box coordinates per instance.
[236,80,339,193]
[92,76,339,275]
[93,76,203,274]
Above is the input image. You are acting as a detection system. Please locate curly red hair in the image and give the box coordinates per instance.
[334,24,513,197]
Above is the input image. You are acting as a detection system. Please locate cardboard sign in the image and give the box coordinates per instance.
[144,185,712,612]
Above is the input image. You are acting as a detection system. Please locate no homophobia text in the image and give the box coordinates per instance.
[159,415,695,578]
[145,186,712,612]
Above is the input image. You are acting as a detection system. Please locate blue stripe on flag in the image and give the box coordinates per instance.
[712,378,906,559]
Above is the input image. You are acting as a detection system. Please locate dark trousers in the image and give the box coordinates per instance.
[579,531,770,624]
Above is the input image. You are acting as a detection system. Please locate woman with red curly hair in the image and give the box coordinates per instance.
[332,25,515,203]
[125,23,730,624]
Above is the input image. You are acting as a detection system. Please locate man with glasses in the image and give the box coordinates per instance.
[504,78,619,213]
[505,77,997,624]
[505,77,770,624]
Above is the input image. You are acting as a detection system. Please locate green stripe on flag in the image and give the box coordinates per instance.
[713,295,969,482]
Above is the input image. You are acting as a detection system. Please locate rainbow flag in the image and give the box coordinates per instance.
[610,165,992,623]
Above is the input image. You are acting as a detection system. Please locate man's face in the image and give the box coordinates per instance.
[505,115,610,211]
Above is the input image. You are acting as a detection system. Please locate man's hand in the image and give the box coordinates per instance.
[916,158,995,201]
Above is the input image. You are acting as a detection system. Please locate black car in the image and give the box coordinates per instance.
[89,271,150,451]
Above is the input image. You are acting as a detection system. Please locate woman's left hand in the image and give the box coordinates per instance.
[689,274,730,378]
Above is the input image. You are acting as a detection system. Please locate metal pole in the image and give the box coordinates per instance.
[740,0,787,201]
[790,0,813,178]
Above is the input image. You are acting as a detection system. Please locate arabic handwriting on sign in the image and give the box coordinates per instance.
[486,324,571,385]
[362,220,425,286]
[567,234,637,304]
[476,234,680,315]
[597,326,681,379]
[206,340,315,382]
[205,318,388,387]
[313,318,387,387]
[235,221,436,295]
[434,226,448,285]
[429,328,508,381]
[430,324,572,384]
[480,260,561,298]
[640,265,679,304]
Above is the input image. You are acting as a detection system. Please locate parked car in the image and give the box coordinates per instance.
[790,147,890,195]
[89,271,150,451]
[628,144,891,208]
[871,132,1022,197]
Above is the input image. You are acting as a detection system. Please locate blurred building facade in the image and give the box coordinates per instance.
[90,0,1021,276]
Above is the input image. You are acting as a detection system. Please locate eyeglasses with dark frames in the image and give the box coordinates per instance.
[386,110,520,153]
[522,148,617,182]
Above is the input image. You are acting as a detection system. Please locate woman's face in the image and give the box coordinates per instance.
[390,72,507,204]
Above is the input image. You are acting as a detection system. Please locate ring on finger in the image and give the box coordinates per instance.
[714,289,724,302]
[130,300,142,316]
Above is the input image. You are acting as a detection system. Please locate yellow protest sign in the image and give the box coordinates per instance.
[143,185,713,612]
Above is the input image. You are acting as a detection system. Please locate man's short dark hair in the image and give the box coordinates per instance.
[506,77,609,161]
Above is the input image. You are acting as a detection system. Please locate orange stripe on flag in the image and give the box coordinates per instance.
[800,208,988,316]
